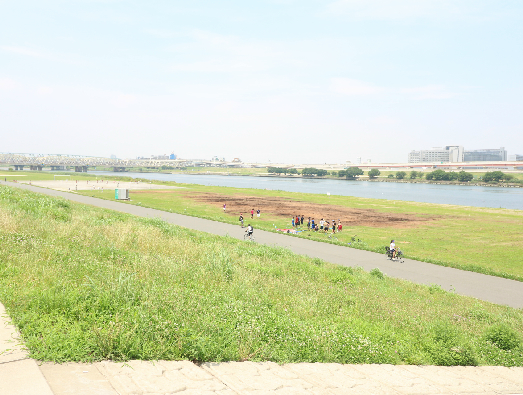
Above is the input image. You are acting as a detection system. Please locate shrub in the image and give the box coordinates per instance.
[387,174,394,179]
[370,268,384,279]
[485,324,521,351]
[409,171,418,179]
[426,323,478,366]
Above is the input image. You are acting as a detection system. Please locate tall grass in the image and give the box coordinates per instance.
[0,185,522,366]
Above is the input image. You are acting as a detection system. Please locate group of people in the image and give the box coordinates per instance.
[238,208,261,228]
[292,216,343,233]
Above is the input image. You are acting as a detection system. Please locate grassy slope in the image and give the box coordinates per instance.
[6,170,523,279]
[0,185,522,366]
[78,182,523,281]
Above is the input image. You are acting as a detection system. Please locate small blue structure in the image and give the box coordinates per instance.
[169,153,177,160]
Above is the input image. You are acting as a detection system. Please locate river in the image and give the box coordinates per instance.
[88,171,523,210]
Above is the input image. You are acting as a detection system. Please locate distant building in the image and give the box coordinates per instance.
[508,154,522,161]
[408,146,463,163]
[464,147,507,162]
[110,154,117,159]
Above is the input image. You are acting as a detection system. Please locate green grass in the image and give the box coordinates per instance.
[1,185,522,366]
[7,170,523,280]
[77,182,523,282]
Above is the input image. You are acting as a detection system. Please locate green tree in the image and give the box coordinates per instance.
[396,171,407,179]
[431,169,447,181]
[447,172,458,181]
[344,167,364,180]
[287,168,298,174]
[457,171,474,182]
[368,169,380,179]
[387,174,394,179]
[483,171,505,182]
[302,167,326,176]
[337,170,346,177]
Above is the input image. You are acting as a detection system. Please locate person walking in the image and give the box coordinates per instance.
[338,221,342,232]
[300,215,304,225]
[292,217,295,227]
[239,213,244,227]
[256,209,260,218]
[311,218,315,230]
[223,204,226,212]
[307,217,311,230]
[319,218,324,231]
[251,208,254,219]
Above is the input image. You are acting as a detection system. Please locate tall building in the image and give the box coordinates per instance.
[464,147,507,162]
[408,146,463,163]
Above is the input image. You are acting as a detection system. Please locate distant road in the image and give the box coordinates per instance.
[3,180,523,309]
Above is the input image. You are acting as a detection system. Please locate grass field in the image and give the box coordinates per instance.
[5,170,523,280]
[1,185,522,366]
[77,182,523,282]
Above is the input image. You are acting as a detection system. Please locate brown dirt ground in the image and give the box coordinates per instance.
[183,192,439,228]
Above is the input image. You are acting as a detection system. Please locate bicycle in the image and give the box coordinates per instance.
[244,233,255,242]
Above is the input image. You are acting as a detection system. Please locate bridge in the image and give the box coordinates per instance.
[0,153,198,172]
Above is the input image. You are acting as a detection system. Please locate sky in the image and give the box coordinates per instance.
[0,0,522,164]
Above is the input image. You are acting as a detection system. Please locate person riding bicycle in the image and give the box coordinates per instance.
[390,239,396,259]
[245,224,254,239]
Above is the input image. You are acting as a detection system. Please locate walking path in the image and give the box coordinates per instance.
[2,181,523,394]
[3,181,523,308]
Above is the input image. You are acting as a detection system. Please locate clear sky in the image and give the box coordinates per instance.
[1,1,522,163]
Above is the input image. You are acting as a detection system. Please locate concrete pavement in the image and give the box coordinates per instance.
[3,180,523,308]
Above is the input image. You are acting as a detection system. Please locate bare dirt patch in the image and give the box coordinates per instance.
[186,192,438,228]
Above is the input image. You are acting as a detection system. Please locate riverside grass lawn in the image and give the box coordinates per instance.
[1,185,523,366]
[74,180,523,282]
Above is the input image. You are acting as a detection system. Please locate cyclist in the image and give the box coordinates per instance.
[245,224,254,240]
[390,240,396,259]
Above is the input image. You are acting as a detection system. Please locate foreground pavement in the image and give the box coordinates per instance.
[3,180,523,308]
[2,302,523,395]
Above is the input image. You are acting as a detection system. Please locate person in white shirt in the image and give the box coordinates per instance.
[390,240,396,259]
[245,224,254,239]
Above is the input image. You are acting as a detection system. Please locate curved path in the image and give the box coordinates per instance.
[3,181,523,308]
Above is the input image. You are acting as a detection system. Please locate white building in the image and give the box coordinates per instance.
[408,146,464,163]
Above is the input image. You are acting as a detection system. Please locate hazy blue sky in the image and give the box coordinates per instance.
[1,1,521,163]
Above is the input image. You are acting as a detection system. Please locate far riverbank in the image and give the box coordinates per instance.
[88,171,523,210]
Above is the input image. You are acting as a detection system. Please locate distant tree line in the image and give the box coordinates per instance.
[267,167,299,175]
[302,167,328,176]
[267,166,517,184]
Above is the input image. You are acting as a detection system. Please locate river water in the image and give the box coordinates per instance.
[89,171,523,210]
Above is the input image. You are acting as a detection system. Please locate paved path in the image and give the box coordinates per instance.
[3,180,522,308]
[2,302,523,395]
